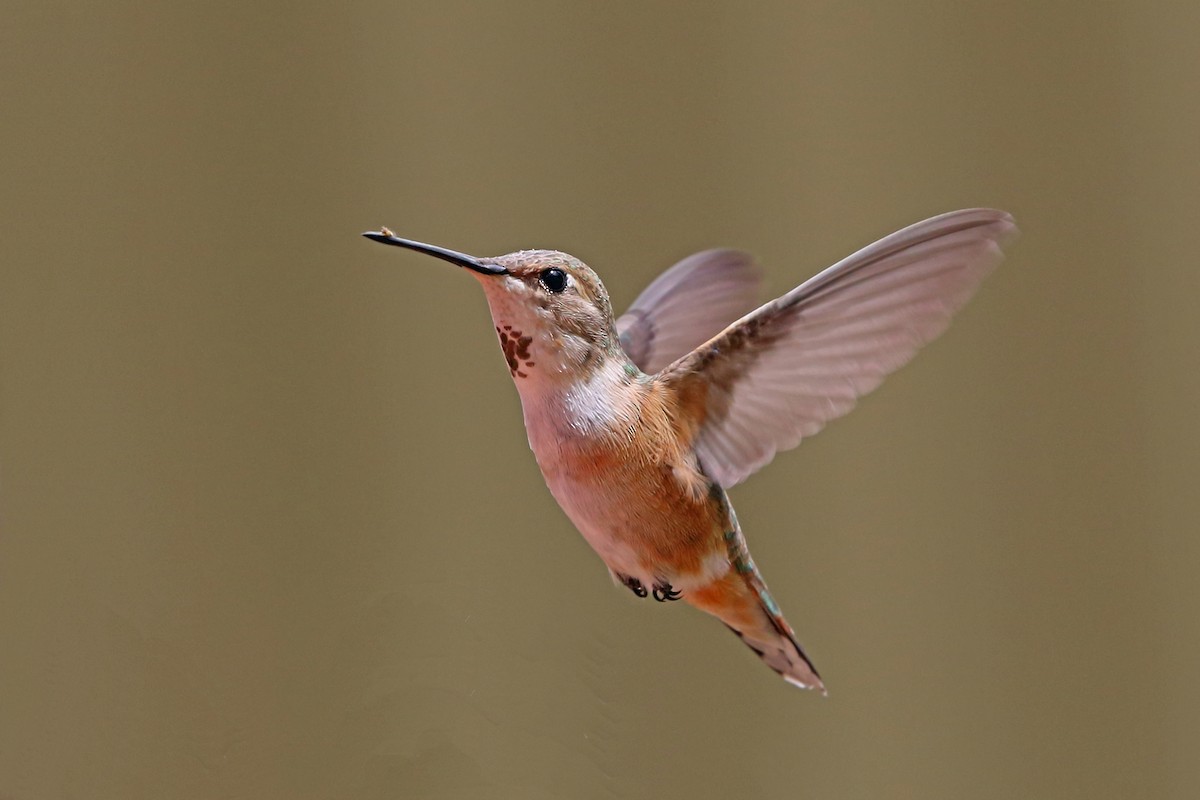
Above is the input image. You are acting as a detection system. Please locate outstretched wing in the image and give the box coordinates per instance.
[660,209,1017,488]
[616,249,762,375]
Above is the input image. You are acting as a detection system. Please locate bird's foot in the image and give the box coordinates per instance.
[618,573,649,598]
[652,582,682,602]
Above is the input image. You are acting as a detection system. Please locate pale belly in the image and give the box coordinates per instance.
[540,464,651,579]
[534,446,731,591]
[516,359,730,589]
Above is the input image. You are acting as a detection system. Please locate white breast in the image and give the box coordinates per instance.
[515,359,648,577]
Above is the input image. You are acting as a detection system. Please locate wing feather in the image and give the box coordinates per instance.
[616,249,762,374]
[659,209,1017,488]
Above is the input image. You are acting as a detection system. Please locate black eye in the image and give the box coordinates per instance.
[539,267,568,293]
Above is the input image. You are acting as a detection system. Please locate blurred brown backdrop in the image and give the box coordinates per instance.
[2,2,1197,798]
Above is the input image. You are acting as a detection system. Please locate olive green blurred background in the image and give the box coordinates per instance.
[2,2,1198,798]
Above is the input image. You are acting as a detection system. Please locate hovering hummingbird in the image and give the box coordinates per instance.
[364,209,1016,692]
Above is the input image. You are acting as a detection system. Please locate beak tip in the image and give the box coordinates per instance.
[360,227,508,275]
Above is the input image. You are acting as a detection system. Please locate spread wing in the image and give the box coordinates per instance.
[659,209,1018,488]
[616,249,762,374]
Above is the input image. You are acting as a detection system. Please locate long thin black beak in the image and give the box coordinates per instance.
[362,228,508,275]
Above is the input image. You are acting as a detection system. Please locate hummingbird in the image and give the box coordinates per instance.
[363,209,1016,692]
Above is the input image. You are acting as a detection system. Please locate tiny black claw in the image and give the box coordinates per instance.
[652,583,682,602]
[620,574,648,598]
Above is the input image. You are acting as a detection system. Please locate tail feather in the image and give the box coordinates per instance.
[687,486,824,691]
[688,565,825,693]
[729,615,824,693]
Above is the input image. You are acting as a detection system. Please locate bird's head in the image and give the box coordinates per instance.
[363,229,621,384]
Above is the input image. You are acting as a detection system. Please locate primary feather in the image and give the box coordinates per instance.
[659,208,1017,487]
